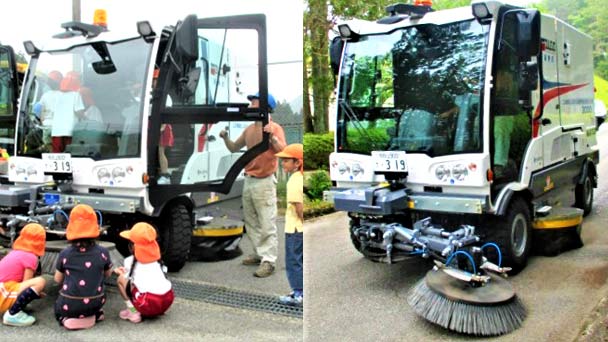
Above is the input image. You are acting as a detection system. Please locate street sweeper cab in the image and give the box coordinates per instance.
[329,0,597,335]
[2,13,271,272]
[329,0,597,275]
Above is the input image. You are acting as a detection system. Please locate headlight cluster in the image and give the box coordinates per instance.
[335,162,364,178]
[12,163,38,179]
[97,166,129,185]
[435,163,469,182]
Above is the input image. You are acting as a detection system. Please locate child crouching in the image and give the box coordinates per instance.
[115,222,174,323]
[0,223,47,326]
[54,204,113,330]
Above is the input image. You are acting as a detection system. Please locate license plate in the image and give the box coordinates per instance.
[372,151,408,173]
[42,153,73,173]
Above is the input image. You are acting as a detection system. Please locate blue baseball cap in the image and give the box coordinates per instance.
[247,92,277,111]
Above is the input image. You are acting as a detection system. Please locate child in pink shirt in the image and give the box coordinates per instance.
[0,223,47,326]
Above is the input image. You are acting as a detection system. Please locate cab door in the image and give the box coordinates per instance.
[0,44,18,150]
[148,14,270,207]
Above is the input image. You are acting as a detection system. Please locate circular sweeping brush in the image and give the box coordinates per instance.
[407,270,526,336]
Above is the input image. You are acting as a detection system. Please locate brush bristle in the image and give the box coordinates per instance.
[407,278,526,336]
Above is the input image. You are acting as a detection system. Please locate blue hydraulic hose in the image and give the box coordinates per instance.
[95,210,103,227]
[445,250,477,274]
[55,210,69,222]
[481,242,502,267]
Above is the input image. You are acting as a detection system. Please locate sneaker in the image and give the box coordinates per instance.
[63,316,95,330]
[119,308,142,323]
[242,255,262,266]
[279,293,303,307]
[158,176,171,185]
[254,261,275,278]
[3,310,35,327]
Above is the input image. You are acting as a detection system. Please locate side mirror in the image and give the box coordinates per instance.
[330,36,344,76]
[175,14,199,63]
[515,9,540,59]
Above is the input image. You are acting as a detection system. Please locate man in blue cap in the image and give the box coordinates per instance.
[219,92,286,278]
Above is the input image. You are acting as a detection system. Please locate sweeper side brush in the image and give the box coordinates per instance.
[408,267,526,336]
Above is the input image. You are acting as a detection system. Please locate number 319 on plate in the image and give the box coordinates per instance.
[372,151,408,172]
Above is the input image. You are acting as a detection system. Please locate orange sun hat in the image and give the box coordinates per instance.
[66,204,100,241]
[119,222,161,263]
[276,143,304,172]
[13,223,46,257]
[275,143,303,160]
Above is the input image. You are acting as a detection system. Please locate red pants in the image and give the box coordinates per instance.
[52,136,72,153]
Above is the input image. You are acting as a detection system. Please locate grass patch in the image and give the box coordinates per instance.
[304,198,335,219]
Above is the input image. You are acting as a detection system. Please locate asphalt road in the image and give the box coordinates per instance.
[1,198,302,341]
[304,129,608,341]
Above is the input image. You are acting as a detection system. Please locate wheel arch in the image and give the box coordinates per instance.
[152,195,195,218]
[495,188,533,217]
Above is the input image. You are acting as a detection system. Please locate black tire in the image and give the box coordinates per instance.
[159,203,192,272]
[575,172,594,216]
[487,198,532,275]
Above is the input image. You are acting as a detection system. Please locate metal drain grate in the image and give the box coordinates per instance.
[105,277,302,318]
[172,279,303,319]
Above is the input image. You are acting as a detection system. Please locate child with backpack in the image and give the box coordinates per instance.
[0,223,47,326]
[54,204,113,330]
[114,222,174,323]
[275,144,304,306]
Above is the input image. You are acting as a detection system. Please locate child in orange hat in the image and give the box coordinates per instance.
[54,204,113,330]
[0,223,47,326]
[114,222,174,323]
[275,144,304,306]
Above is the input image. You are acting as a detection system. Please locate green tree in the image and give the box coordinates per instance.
[305,0,332,133]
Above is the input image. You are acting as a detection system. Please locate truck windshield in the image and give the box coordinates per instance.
[17,37,152,160]
[337,19,488,157]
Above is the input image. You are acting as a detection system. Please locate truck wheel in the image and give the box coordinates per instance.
[575,172,594,216]
[488,198,532,275]
[159,203,192,272]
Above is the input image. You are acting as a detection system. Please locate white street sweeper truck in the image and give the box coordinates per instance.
[329,0,597,336]
[0,12,272,272]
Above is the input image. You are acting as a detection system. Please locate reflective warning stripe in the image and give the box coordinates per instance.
[192,227,243,237]
[532,216,583,229]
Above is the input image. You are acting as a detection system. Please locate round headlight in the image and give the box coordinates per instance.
[452,164,468,181]
[26,166,37,176]
[112,167,126,183]
[338,162,349,175]
[351,163,364,176]
[97,168,110,183]
[435,165,449,180]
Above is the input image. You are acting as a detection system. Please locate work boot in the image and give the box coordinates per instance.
[242,255,262,266]
[254,261,275,278]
